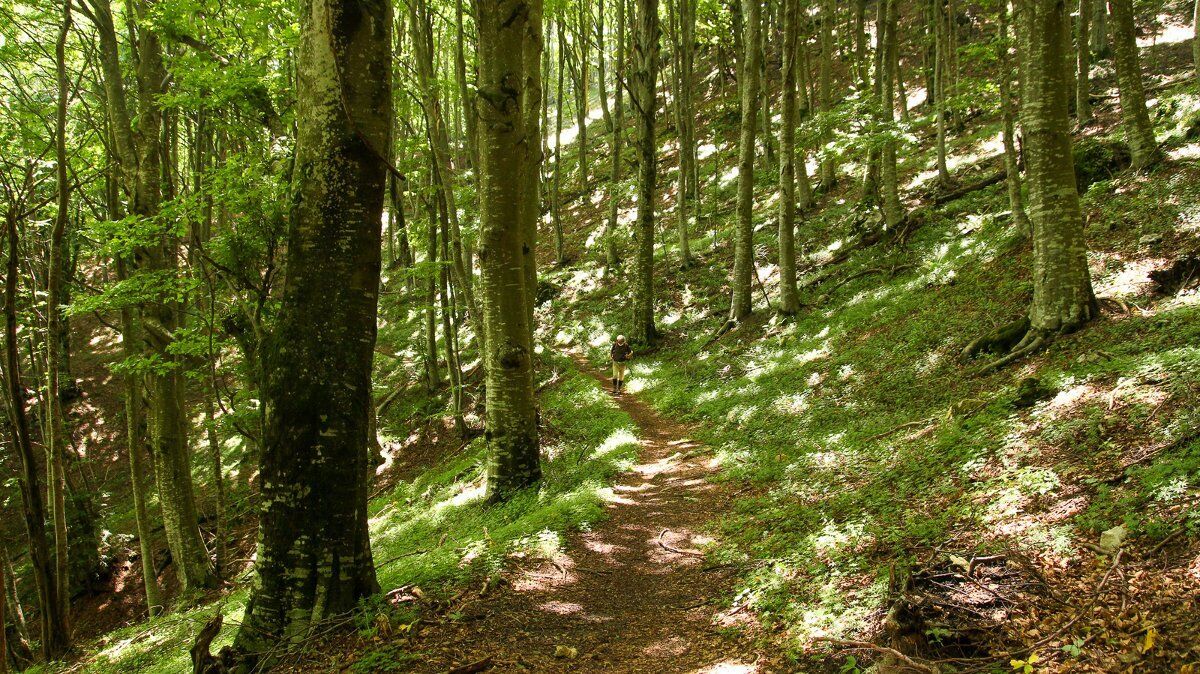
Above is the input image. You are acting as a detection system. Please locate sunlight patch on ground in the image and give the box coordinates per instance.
[1093,255,1163,299]
[592,428,640,460]
[691,661,758,673]
[1138,17,1194,47]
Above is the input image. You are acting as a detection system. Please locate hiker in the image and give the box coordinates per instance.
[610,335,632,394]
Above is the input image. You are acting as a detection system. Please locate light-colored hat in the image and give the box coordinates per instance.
[616,335,627,343]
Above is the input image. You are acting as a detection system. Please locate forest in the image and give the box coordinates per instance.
[0,0,1199,670]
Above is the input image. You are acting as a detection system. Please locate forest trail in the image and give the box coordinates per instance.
[406,354,769,673]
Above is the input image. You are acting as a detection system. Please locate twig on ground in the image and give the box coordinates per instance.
[448,656,494,673]
[864,418,935,443]
[375,549,428,569]
[811,637,939,673]
[658,528,705,557]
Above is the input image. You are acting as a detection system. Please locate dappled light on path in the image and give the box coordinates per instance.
[407,355,766,672]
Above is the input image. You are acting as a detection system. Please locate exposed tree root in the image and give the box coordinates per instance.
[971,332,1048,375]
[961,317,1031,360]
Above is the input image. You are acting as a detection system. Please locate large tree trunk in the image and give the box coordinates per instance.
[778,0,799,316]
[1108,0,1161,169]
[476,0,543,500]
[630,0,660,344]
[729,0,761,323]
[1017,0,1098,337]
[232,0,388,661]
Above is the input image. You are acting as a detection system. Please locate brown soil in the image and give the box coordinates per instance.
[402,355,782,673]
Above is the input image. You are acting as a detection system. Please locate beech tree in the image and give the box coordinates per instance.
[476,0,544,498]
[728,0,761,323]
[1013,0,1098,350]
[232,0,389,661]
[1108,0,1162,169]
[629,0,660,344]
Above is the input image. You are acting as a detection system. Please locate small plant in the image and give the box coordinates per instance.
[1010,652,1040,673]
[349,644,424,673]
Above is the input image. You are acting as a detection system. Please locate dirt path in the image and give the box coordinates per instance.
[408,356,772,673]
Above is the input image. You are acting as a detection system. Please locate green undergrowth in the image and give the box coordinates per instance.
[544,104,1200,664]
[54,353,639,673]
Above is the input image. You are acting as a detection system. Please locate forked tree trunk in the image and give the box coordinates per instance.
[1017,0,1099,337]
[232,0,388,661]
[729,0,761,322]
[4,212,69,660]
[476,0,543,500]
[630,0,660,343]
[1108,0,1161,169]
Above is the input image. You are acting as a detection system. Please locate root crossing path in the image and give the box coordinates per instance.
[408,355,772,673]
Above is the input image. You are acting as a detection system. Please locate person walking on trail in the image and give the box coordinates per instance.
[610,335,632,394]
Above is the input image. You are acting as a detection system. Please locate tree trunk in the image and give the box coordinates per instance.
[48,0,73,628]
[934,0,950,185]
[669,0,694,267]
[630,0,660,343]
[778,0,799,315]
[817,0,835,185]
[4,213,70,660]
[1077,0,1092,125]
[880,0,903,229]
[411,0,481,328]
[605,0,627,268]
[1108,0,1161,169]
[597,0,614,131]
[475,0,543,500]
[232,0,388,660]
[555,21,568,265]
[1090,0,1107,57]
[729,0,761,322]
[999,3,1030,233]
[576,1,591,186]
[1194,0,1200,88]
[1017,0,1099,337]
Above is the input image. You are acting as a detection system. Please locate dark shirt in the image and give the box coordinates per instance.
[610,342,632,362]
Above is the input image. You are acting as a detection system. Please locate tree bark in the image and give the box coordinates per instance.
[4,212,70,660]
[999,3,1031,233]
[880,0,903,229]
[476,0,543,500]
[1108,0,1161,169]
[232,0,388,661]
[1076,0,1092,125]
[604,0,627,268]
[630,0,660,343]
[778,0,799,315]
[48,0,73,628]
[729,0,761,322]
[1017,0,1099,337]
